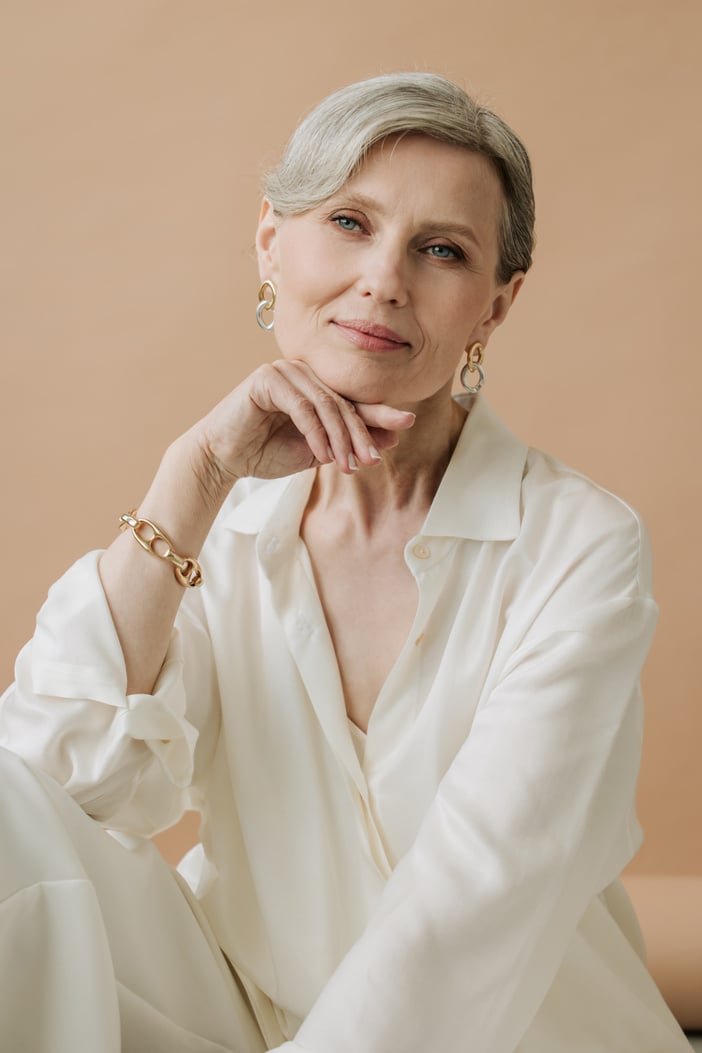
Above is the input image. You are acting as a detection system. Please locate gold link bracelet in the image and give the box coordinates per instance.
[119,511,203,588]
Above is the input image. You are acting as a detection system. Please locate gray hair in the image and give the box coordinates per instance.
[263,72,535,284]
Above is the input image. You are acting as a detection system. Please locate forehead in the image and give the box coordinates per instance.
[340,134,503,232]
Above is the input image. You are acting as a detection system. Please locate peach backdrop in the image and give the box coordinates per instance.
[1,0,700,883]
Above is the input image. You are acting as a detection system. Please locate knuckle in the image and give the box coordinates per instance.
[316,391,340,414]
[290,391,313,416]
[255,362,278,389]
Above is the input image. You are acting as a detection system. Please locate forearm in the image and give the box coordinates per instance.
[98,428,235,695]
[93,358,414,696]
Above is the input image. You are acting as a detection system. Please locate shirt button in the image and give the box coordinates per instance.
[265,536,279,555]
[412,543,431,560]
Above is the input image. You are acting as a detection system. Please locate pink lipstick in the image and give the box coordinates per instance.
[332,319,410,352]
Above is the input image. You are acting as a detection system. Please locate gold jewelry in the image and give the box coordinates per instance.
[256,280,276,331]
[119,511,203,588]
[460,341,486,394]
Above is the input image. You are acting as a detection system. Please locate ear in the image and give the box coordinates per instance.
[474,271,526,346]
[255,198,281,282]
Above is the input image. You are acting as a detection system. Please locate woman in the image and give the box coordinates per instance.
[0,73,690,1052]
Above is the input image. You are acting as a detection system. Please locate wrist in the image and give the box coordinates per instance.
[171,429,240,515]
[133,432,235,561]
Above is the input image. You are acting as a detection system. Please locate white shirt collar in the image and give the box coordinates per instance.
[221,395,527,543]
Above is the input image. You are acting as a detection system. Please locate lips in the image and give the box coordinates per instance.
[332,319,410,351]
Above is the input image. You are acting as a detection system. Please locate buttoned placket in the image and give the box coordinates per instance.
[256,516,459,878]
[354,534,459,866]
[258,521,400,880]
[257,523,367,801]
[362,534,458,769]
[360,533,464,873]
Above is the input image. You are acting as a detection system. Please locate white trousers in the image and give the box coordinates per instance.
[0,747,268,1053]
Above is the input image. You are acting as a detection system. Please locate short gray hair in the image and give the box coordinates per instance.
[263,72,535,284]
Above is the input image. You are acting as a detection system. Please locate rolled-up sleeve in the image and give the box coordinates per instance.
[0,551,218,836]
[272,515,659,1053]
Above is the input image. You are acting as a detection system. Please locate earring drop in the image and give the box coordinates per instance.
[460,342,486,393]
[256,280,276,331]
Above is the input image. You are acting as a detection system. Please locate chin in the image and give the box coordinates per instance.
[307,358,398,406]
[331,376,397,406]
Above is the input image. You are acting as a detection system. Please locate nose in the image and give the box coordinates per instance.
[356,239,409,306]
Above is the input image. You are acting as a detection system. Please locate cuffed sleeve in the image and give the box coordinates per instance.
[0,551,217,836]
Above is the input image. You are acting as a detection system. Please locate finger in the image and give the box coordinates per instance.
[253,365,337,466]
[354,403,417,432]
[265,362,416,473]
[281,366,363,471]
[273,362,376,473]
[353,404,416,458]
[335,402,415,464]
[330,398,385,469]
[294,383,417,469]
[366,425,402,453]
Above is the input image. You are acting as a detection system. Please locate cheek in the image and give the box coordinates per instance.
[276,267,346,342]
[269,300,302,359]
[276,221,352,310]
[277,261,323,319]
[421,303,473,357]
[271,282,326,358]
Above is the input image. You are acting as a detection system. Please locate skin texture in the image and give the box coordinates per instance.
[99,135,523,716]
[258,136,524,728]
[257,135,518,411]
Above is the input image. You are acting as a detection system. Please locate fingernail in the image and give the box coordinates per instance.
[368,446,381,461]
[348,453,359,471]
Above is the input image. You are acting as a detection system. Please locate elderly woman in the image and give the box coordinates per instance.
[0,74,690,1052]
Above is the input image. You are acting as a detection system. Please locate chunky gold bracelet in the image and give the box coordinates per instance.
[119,511,203,588]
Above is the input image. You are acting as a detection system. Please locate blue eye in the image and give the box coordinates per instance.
[426,244,461,260]
[333,215,362,232]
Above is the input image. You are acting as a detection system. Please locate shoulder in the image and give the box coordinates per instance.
[518,446,653,603]
[522,447,644,535]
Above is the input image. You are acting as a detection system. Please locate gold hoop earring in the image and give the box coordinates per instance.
[256,280,276,331]
[460,342,485,394]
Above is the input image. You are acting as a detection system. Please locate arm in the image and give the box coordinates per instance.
[99,361,414,694]
[1,361,413,829]
[0,550,216,834]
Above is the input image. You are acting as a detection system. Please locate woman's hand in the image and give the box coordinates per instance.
[195,359,416,492]
[100,358,414,695]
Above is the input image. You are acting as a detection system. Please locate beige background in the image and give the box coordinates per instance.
[1,0,700,880]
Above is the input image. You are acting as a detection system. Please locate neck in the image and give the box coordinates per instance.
[308,390,470,536]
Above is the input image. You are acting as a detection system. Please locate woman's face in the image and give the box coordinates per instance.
[256,134,523,408]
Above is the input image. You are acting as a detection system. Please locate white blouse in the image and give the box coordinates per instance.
[0,396,687,1052]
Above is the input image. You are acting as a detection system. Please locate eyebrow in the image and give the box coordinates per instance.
[329,192,485,250]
